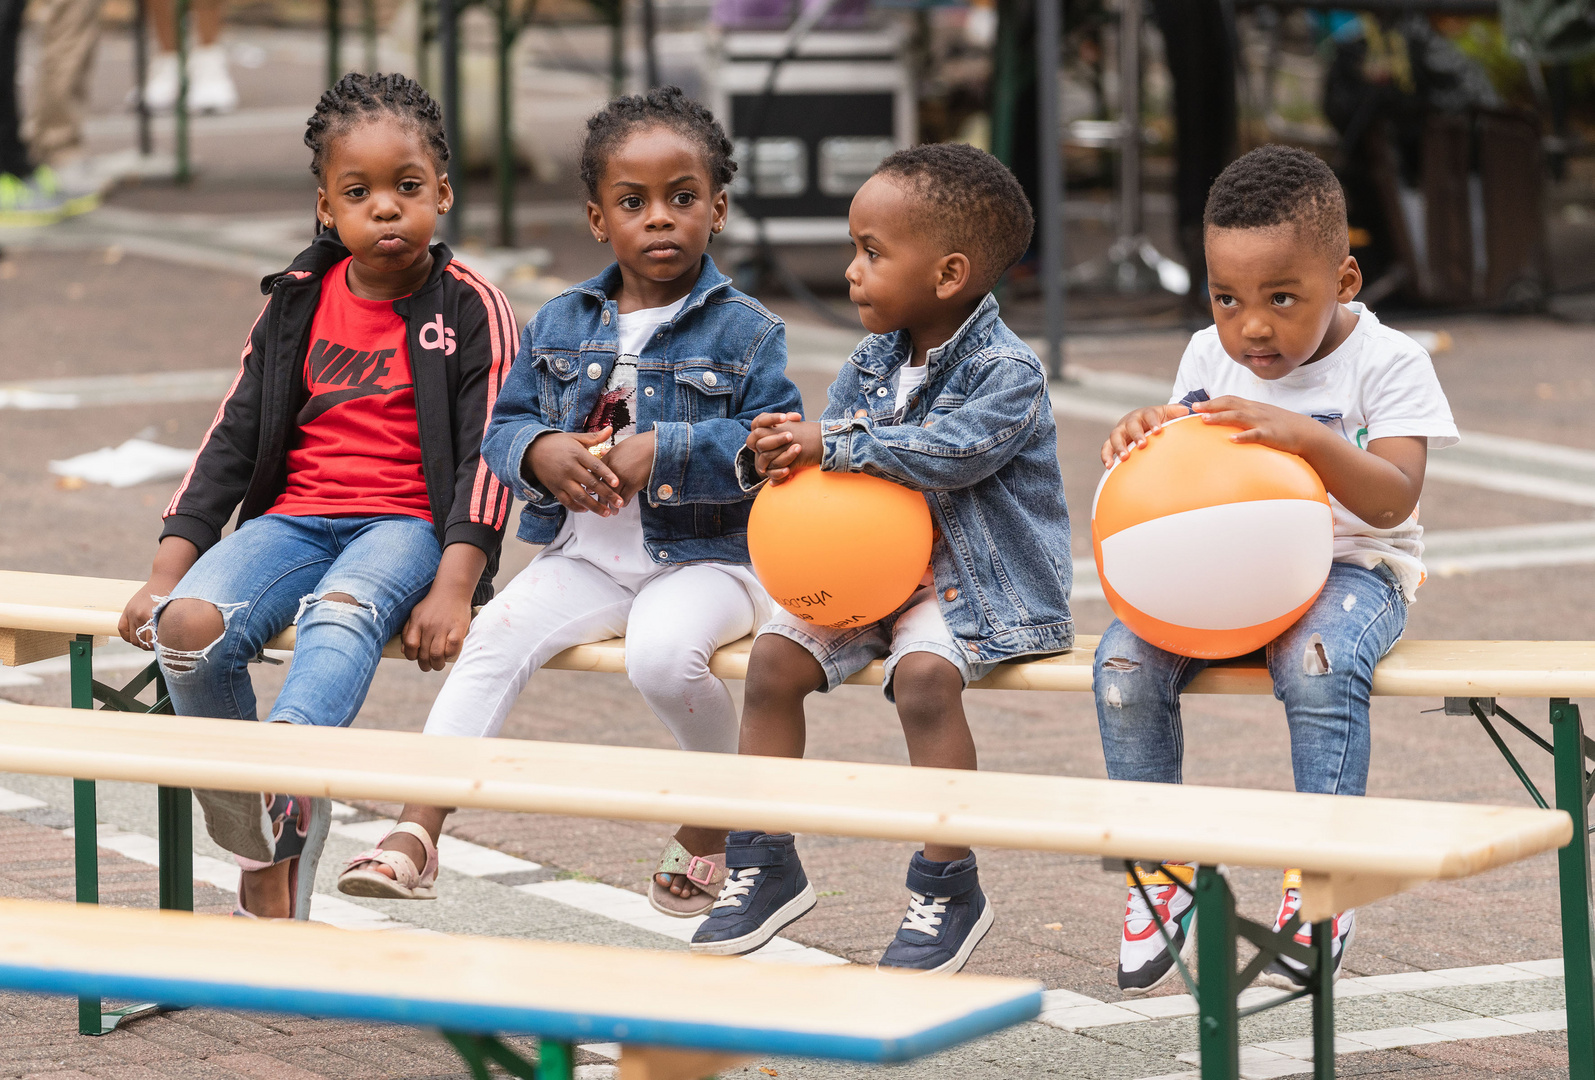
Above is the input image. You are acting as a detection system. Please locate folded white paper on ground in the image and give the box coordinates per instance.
[49,439,198,488]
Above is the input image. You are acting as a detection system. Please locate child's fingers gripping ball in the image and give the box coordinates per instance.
[1092,413,1333,659]
[748,467,933,630]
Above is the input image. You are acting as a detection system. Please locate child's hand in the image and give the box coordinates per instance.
[753,419,821,483]
[1192,397,1326,456]
[402,543,487,672]
[601,430,657,504]
[526,428,625,516]
[402,589,472,672]
[1102,405,1191,466]
[117,537,200,650]
[746,411,802,452]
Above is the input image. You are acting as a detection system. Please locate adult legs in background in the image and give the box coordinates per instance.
[0,0,31,179]
[30,0,101,168]
[140,0,236,113]
[1149,0,1237,310]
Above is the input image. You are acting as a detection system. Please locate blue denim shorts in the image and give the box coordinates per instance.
[759,586,996,702]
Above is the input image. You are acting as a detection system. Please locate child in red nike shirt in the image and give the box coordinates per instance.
[116,72,510,919]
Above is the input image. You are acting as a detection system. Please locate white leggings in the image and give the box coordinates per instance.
[423,553,758,753]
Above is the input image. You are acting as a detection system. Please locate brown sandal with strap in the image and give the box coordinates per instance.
[647,838,726,918]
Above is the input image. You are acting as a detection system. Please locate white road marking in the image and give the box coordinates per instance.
[1166,1008,1567,1078]
[517,878,847,966]
[85,823,407,931]
[1041,959,1562,1031]
[331,817,543,876]
[0,787,45,812]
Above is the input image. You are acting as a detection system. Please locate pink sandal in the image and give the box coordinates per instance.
[337,821,439,900]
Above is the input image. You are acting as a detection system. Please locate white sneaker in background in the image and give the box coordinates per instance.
[132,51,180,112]
[187,45,240,114]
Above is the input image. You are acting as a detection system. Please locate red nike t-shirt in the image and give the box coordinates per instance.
[268,258,433,521]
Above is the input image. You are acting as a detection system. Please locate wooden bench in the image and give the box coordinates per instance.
[0,895,1042,1080]
[0,701,1574,1080]
[3,570,1595,1079]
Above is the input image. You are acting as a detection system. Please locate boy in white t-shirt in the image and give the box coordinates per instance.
[1094,145,1457,996]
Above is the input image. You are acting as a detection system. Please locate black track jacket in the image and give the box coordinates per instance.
[161,233,512,603]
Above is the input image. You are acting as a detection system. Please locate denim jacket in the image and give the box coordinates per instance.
[483,256,802,565]
[742,295,1073,662]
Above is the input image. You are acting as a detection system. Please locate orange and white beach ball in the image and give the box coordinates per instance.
[1092,413,1333,659]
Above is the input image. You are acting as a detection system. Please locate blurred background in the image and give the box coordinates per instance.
[6,0,1594,341]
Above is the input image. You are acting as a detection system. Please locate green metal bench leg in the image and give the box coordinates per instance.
[1553,698,1595,1080]
[157,785,193,912]
[1196,865,1239,1079]
[69,637,102,1034]
[443,1033,568,1080]
[1311,919,1335,1080]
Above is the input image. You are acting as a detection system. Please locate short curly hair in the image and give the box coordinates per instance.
[304,72,449,181]
[1204,144,1348,258]
[872,143,1034,293]
[579,86,737,199]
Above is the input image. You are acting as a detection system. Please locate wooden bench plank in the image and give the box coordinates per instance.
[0,703,1568,914]
[5,571,1593,696]
[0,898,1041,1062]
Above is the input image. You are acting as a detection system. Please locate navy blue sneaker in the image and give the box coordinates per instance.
[878,851,994,974]
[689,831,817,956]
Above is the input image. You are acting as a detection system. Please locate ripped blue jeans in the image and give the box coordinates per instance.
[152,514,441,726]
[1093,563,1407,796]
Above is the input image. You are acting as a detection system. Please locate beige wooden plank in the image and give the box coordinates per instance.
[0,629,73,667]
[5,572,1594,696]
[0,703,1568,881]
[619,1048,751,1080]
[1298,872,1423,923]
[0,898,1038,1046]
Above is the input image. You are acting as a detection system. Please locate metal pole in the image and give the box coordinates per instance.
[440,0,461,243]
[640,0,659,88]
[133,0,151,155]
[1035,0,1064,380]
[1311,919,1336,1080]
[1117,0,1141,244]
[496,0,514,248]
[174,0,190,182]
[608,0,624,97]
[327,0,342,85]
[363,0,378,73]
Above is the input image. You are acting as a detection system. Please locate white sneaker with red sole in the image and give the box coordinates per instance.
[1260,868,1355,990]
[1118,862,1197,996]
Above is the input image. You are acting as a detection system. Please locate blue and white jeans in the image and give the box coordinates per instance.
[1093,563,1408,797]
[151,513,441,726]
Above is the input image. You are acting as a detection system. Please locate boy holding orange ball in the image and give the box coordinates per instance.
[1096,145,1456,997]
[688,144,1074,973]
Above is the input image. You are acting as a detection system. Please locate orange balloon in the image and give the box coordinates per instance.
[1092,414,1332,660]
[749,467,933,630]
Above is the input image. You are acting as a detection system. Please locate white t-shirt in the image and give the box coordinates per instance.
[551,296,687,582]
[1168,302,1458,600]
[895,362,929,415]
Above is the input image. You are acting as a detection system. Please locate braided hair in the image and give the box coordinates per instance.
[304,72,450,181]
[579,86,736,199]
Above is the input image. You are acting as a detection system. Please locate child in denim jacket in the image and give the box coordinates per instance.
[688,144,1073,974]
[337,87,802,915]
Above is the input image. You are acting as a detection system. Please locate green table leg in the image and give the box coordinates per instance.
[1311,919,1335,1080]
[1553,698,1595,1080]
[157,786,193,912]
[1196,865,1239,1080]
[537,1038,575,1080]
[69,637,102,1035]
